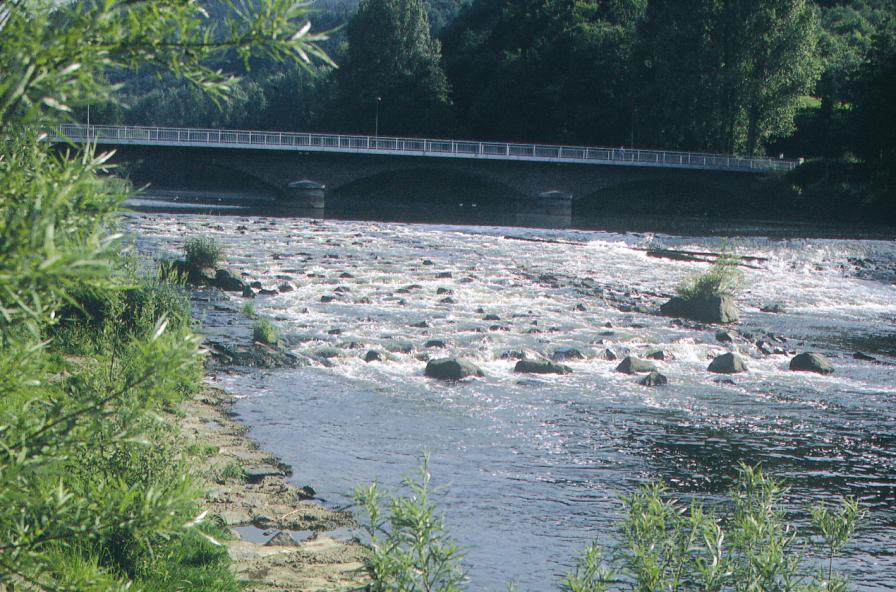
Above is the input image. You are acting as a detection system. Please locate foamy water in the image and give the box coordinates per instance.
[132,213,896,590]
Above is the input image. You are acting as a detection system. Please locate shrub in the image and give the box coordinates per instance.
[184,236,222,269]
[0,0,328,588]
[356,465,862,592]
[253,317,279,346]
[355,457,465,592]
[676,252,743,300]
[564,464,863,592]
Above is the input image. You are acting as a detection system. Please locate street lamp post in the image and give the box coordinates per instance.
[375,96,381,138]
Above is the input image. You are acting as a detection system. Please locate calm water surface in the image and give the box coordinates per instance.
[132,210,896,591]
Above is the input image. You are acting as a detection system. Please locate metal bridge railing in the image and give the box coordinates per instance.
[51,124,799,174]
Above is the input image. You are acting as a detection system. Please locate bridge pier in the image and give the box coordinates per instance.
[284,180,326,209]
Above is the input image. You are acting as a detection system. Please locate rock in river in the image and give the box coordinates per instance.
[660,294,739,324]
[363,349,384,362]
[789,352,834,375]
[514,359,572,375]
[708,352,747,374]
[615,356,657,374]
[550,347,585,361]
[214,268,248,292]
[638,371,668,386]
[425,358,484,381]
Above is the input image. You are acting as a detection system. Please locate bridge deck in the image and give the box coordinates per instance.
[53,124,797,174]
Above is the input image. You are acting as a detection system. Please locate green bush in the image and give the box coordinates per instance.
[355,457,465,592]
[676,253,743,300]
[253,317,279,346]
[0,0,329,587]
[563,465,863,592]
[184,236,223,269]
[356,464,862,592]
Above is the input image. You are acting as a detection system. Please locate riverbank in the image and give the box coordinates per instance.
[177,384,368,591]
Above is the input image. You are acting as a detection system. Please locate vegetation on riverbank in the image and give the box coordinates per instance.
[0,0,330,587]
[358,464,863,591]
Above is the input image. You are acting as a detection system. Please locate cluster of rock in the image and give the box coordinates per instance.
[422,356,573,381]
[418,349,836,385]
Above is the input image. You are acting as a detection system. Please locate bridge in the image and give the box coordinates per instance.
[52,124,798,220]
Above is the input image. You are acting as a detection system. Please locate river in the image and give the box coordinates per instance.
[131,208,896,591]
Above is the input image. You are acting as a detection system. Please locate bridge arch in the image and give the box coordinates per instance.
[573,176,740,218]
[329,166,527,204]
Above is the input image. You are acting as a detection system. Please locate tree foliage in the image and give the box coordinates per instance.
[0,0,329,587]
[442,0,646,144]
[853,20,896,214]
[330,0,453,135]
[638,0,823,155]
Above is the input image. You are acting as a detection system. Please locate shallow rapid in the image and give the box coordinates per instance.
[132,213,896,591]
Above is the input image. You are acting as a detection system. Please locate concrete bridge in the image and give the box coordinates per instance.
[53,124,798,221]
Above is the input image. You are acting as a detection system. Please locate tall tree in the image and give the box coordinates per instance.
[853,22,896,214]
[331,0,452,135]
[442,0,646,145]
[639,0,823,155]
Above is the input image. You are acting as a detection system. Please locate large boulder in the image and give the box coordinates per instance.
[708,352,747,374]
[425,358,484,381]
[789,352,834,375]
[514,359,572,375]
[615,356,657,374]
[660,295,739,324]
[214,268,248,292]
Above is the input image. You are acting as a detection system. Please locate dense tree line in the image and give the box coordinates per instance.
[107,0,895,218]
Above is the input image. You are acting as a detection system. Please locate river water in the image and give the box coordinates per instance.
[131,210,896,591]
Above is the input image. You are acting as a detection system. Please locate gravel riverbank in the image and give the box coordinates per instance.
[177,386,368,591]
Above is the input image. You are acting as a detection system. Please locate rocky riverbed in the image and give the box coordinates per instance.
[136,213,896,590]
[178,386,367,591]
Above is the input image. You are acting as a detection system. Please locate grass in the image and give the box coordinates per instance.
[184,236,223,269]
[218,461,247,483]
[186,442,220,458]
[252,317,279,346]
[675,252,743,300]
[242,300,256,317]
